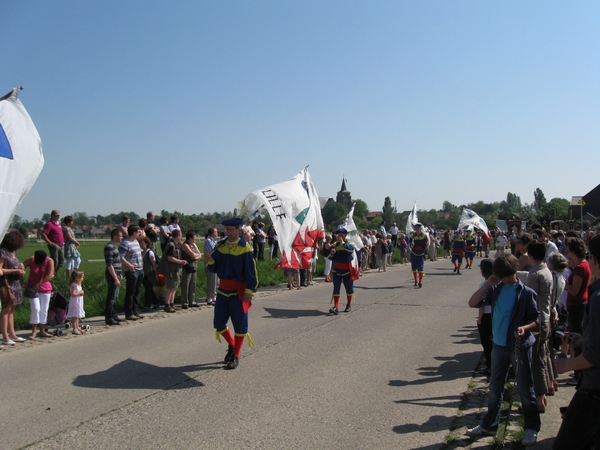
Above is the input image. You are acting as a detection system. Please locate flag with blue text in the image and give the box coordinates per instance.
[0,88,44,237]
[240,167,325,269]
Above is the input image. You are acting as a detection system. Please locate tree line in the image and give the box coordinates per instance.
[10,188,572,238]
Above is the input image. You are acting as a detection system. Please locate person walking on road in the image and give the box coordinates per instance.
[328,227,356,314]
[205,218,258,370]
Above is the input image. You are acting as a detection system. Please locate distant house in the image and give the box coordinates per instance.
[569,184,600,223]
[365,211,383,222]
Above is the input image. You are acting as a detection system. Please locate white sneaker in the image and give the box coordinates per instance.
[466,425,496,437]
[522,429,538,446]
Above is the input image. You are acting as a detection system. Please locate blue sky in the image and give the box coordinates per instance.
[3,1,599,221]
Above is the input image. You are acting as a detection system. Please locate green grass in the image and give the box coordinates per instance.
[12,241,327,331]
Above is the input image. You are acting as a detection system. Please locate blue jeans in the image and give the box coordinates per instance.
[124,270,143,317]
[481,343,540,432]
[553,388,600,449]
[105,271,120,321]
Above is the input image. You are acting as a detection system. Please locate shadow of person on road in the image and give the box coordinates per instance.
[72,358,217,390]
[262,307,324,319]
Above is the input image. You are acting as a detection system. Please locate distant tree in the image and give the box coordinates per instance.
[533,188,547,212]
[542,198,570,220]
[73,212,89,226]
[10,215,21,227]
[321,200,348,231]
[506,192,522,211]
[381,196,394,227]
[353,199,369,220]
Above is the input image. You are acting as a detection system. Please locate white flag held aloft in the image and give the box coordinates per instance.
[405,201,418,234]
[458,209,490,235]
[0,88,44,237]
[239,167,325,269]
[341,202,364,251]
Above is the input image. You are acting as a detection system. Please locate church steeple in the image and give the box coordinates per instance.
[336,176,352,210]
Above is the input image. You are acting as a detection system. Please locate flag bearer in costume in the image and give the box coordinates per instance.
[464,230,476,269]
[328,228,356,314]
[451,230,466,274]
[410,223,429,288]
[205,218,258,370]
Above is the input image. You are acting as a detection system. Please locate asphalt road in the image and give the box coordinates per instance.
[1,258,484,449]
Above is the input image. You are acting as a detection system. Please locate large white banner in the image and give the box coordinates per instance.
[240,167,325,269]
[0,88,44,237]
[405,201,418,234]
[458,209,490,235]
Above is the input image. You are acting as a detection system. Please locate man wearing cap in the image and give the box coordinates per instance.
[464,230,476,269]
[410,223,429,288]
[451,230,466,274]
[328,228,356,314]
[205,218,258,370]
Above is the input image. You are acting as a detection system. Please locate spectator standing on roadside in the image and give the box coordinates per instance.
[267,224,279,260]
[467,253,540,446]
[495,231,508,257]
[159,216,170,253]
[1,231,26,346]
[553,234,600,450]
[119,225,144,321]
[62,215,81,280]
[139,236,161,312]
[119,215,130,241]
[23,250,54,339]
[204,227,218,305]
[104,229,124,326]
[389,223,398,249]
[168,215,181,234]
[160,229,187,313]
[476,258,494,376]
[145,211,159,254]
[180,231,202,309]
[42,210,65,275]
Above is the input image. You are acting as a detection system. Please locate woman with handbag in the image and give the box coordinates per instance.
[0,231,26,345]
[23,250,55,339]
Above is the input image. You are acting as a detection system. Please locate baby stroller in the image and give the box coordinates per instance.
[45,285,89,336]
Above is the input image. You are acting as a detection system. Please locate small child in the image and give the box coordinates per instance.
[67,269,86,335]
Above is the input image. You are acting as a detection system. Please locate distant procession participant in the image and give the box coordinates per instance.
[205,218,258,370]
[451,230,466,274]
[410,223,429,288]
[328,227,356,314]
[42,210,65,274]
[464,230,476,269]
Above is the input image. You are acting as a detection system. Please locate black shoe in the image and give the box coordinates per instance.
[457,270,460,274]
[189,303,200,308]
[105,319,120,326]
[453,267,457,273]
[414,281,418,286]
[151,305,160,310]
[113,316,125,322]
[125,316,137,321]
[418,282,422,288]
[224,345,235,363]
[329,307,339,315]
[181,304,189,310]
[225,357,239,370]
[142,307,152,312]
[344,305,351,313]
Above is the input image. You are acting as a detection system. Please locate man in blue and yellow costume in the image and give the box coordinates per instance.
[328,227,356,314]
[205,217,258,370]
[410,223,429,288]
[451,230,466,274]
[464,229,476,269]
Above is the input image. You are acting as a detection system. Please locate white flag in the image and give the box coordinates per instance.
[341,203,364,250]
[458,209,490,235]
[405,201,418,234]
[0,88,44,237]
[240,167,325,269]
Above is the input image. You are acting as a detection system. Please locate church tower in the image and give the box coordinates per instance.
[336,177,352,210]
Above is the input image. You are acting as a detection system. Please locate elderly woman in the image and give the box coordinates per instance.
[180,231,202,308]
[0,231,26,345]
[23,250,55,338]
[62,215,81,280]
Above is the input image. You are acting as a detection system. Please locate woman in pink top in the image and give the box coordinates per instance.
[23,250,55,339]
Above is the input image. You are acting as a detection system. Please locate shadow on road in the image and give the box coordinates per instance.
[388,350,477,387]
[262,308,325,319]
[354,285,408,291]
[72,358,217,390]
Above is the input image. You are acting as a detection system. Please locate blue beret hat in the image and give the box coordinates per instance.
[222,217,242,227]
